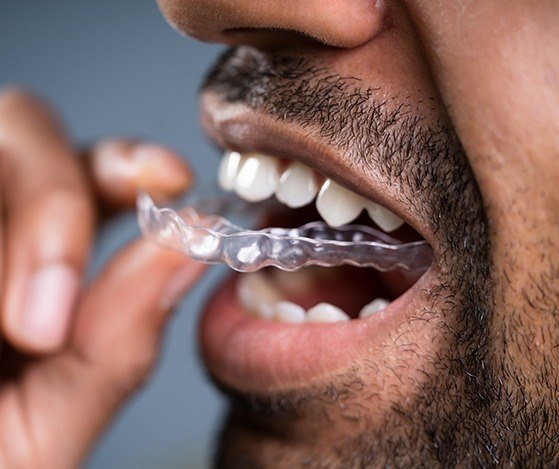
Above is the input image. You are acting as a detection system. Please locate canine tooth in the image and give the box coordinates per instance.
[307,303,350,323]
[234,153,279,202]
[276,162,318,208]
[359,298,390,318]
[218,150,244,191]
[237,273,283,319]
[366,202,404,232]
[316,179,365,227]
[273,301,306,323]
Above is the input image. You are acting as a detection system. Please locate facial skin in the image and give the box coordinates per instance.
[158,0,559,466]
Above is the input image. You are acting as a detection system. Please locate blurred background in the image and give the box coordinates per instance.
[1,1,226,467]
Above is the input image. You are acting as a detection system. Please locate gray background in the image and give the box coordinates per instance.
[1,1,226,467]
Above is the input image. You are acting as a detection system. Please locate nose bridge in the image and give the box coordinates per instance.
[158,0,385,48]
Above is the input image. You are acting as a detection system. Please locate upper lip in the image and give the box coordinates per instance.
[200,90,440,259]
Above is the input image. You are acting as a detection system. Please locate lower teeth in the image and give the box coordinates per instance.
[237,272,390,324]
[273,301,306,323]
[307,303,350,323]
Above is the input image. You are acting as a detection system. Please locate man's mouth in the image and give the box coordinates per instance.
[218,148,427,323]
[198,90,442,391]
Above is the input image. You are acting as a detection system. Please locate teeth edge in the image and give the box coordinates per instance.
[237,274,390,323]
[220,150,405,232]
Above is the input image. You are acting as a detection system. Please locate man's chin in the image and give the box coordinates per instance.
[202,303,456,467]
[210,374,382,467]
[200,267,494,467]
[210,368,438,467]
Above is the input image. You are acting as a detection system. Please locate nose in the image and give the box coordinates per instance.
[157,0,385,48]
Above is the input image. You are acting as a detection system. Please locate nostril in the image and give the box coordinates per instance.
[222,27,336,50]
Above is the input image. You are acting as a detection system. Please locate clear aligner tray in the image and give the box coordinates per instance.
[137,192,433,273]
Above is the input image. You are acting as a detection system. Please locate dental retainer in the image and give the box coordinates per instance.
[137,191,433,274]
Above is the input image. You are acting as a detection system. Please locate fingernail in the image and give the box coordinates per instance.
[160,261,205,311]
[132,144,193,199]
[20,263,79,350]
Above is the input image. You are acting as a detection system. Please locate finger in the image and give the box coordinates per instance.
[74,241,206,385]
[0,87,94,353]
[85,139,194,212]
[0,153,6,359]
[30,241,205,466]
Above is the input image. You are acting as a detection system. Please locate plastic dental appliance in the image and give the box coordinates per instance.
[137,192,433,273]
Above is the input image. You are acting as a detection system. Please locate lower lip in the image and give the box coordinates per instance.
[199,264,439,392]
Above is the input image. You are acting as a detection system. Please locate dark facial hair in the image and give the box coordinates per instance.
[200,47,550,467]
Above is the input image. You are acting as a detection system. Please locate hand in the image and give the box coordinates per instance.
[0,88,206,468]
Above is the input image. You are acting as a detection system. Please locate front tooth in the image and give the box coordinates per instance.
[273,301,306,323]
[276,162,318,208]
[307,302,350,323]
[218,150,244,191]
[359,298,390,318]
[234,153,279,202]
[366,202,404,232]
[237,273,283,319]
[316,179,365,227]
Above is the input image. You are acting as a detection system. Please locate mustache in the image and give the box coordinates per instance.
[202,47,489,270]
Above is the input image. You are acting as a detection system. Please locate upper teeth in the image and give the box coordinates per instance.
[366,203,407,233]
[316,179,364,227]
[218,150,404,232]
[218,150,244,191]
[276,161,318,208]
[234,153,280,202]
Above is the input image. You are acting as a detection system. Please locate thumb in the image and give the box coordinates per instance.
[30,241,206,467]
[74,241,206,380]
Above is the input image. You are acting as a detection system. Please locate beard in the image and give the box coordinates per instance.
[201,47,557,467]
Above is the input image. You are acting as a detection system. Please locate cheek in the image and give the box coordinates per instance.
[407,3,559,363]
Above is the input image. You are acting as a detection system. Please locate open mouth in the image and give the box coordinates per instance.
[217,150,429,323]
[188,91,442,392]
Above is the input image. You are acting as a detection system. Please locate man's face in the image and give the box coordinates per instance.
[159,1,559,465]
